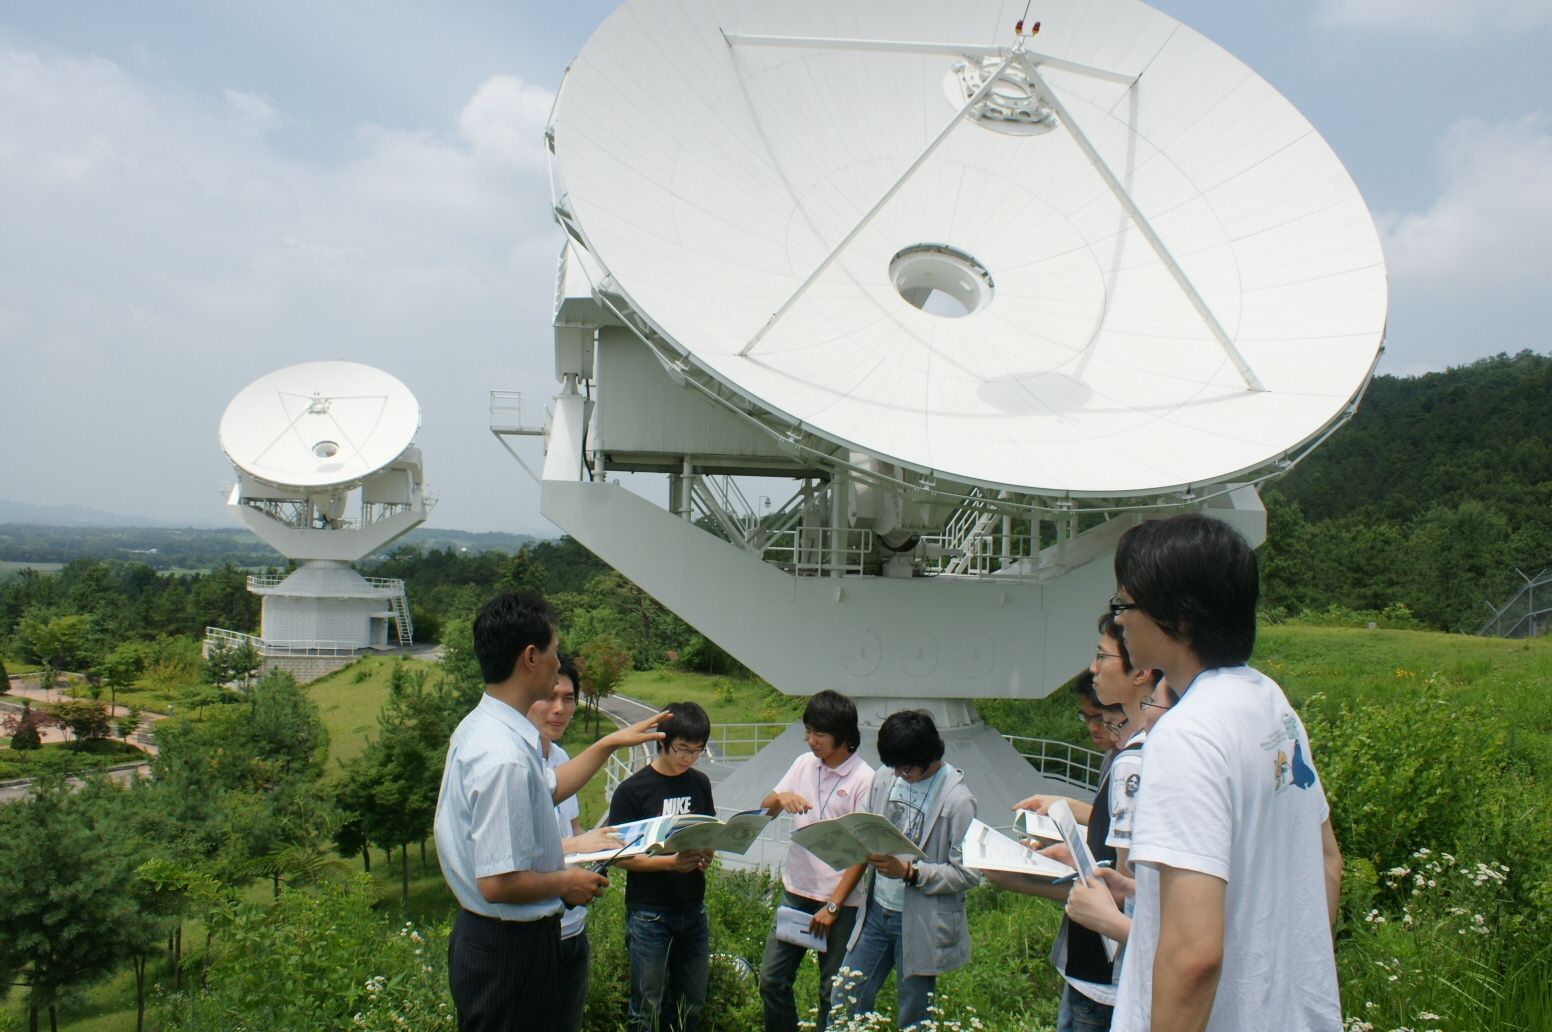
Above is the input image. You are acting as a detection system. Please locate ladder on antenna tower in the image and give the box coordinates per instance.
[388,590,414,645]
[366,577,415,645]
[943,499,1005,576]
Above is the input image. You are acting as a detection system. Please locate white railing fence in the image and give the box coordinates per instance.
[599,720,1104,807]
[1002,736,1105,791]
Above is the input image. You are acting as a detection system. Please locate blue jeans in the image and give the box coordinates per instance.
[758,889,860,1032]
[1056,982,1115,1032]
[626,906,710,1032]
[833,899,936,1031]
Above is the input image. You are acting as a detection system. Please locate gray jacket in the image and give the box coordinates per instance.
[852,765,981,977]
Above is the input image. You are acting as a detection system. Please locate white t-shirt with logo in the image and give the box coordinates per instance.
[544,743,587,940]
[1106,728,1147,853]
[1114,666,1338,1032]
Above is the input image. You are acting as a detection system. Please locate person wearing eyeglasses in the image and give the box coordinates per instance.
[1107,513,1343,1032]
[991,616,1161,1032]
[606,701,719,1032]
[831,710,980,1032]
[755,690,874,1032]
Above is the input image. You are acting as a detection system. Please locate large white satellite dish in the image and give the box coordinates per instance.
[549,0,1387,498]
[220,361,421,491]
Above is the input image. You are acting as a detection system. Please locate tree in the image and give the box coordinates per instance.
[18,613,95,689]
[0,653,9,691]
[202,640,237,688]
[3,705,61,752]
[0,779,163,1032]
[334,667,452,902]
[117,708,143,743]
[47,699,112,745]
[577,635,632,733]
[98,641,146,716]
[229,641,262,688]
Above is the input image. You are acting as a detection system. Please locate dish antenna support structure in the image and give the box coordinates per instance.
[213,361,434,679]
[502,0,1387,828]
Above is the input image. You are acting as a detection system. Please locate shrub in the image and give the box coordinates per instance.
[1304,693,1505,872]
[47,699,113,744]
[163,874,451,1032]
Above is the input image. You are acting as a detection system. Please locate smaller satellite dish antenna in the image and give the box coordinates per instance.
[210,361,433,675]
[219,361,420,491]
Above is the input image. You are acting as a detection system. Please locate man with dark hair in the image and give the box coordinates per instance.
[834,710,979,1031]
[1108,513,1343,1032]
[999,614,1161,1032]
[607,701,718,1032]
[1074,668,1126,764]
[757,690,874,1032]
[526,654,633,1032]
[435,592,667,1032]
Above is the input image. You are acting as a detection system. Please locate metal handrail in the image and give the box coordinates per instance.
[763,527,873,576]
[203,627,361,657]
[598,718,1103,801]
[1002,735,1105,791]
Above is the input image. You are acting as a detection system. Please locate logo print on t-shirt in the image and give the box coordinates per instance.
[1124,773,1140,797]
[1290,741,1317,790]
[1274,749,1291,792]
[661,796,693,816]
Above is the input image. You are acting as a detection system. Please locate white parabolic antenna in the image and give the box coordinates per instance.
[550,0,1388,496]
[220,361,421,491]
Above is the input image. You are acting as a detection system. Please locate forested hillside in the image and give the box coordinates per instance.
[1260,350,1552,631]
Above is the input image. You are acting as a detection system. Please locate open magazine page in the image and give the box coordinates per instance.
[791,812,924,871]
[564,814,698,865]
[656,811,774,855]
[960,819,1075,878]
[1047,798,1117,960]
[1013,809,1078,844]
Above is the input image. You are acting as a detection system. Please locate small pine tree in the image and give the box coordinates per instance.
[0,654,10,691]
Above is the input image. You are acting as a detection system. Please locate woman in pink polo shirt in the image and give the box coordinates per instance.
[757,690,875,1032]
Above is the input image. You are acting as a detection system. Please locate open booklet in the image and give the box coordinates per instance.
[959,818,1075,879]
[565,809,774,866]
[790,812,925,871]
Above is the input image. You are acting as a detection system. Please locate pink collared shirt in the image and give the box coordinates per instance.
[773,749,874,905]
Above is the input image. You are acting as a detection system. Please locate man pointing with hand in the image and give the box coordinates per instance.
[436,590,669,1032]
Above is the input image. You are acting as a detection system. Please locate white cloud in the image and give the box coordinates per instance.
[1376,115,1552,371]
[1378,115,1552,288]
[0,44,564,531]
[1317,0,1552,32]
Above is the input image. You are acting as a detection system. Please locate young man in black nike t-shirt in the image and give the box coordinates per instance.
[606,701,717,1032]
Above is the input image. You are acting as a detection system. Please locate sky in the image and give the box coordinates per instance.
[1,0,1549,533]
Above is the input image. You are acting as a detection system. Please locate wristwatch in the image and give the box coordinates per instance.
[904,863,919,887]
[825,902,840,915]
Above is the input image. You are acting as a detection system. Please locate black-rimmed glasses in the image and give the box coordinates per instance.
[1108,594,1140,618]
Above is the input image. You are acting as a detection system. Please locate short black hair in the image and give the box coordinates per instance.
[1070,669,1122,712]
[877,710,945,770]
[1114,512,1258,669]
[657,701,711,752]
[1096,613,1163,689]
[556,653,580,698]
[803,690,861,752]
[472,591,557,685]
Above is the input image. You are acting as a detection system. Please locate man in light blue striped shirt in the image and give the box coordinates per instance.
[436,591,665,1032]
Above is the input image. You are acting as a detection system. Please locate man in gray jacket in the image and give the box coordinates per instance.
[832,710,980,1030]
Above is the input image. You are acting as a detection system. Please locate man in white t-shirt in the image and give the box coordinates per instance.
[1107,513,1343,1032]
[528,654,628,1032]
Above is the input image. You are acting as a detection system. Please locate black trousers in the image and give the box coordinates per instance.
[449,909,563,1032]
